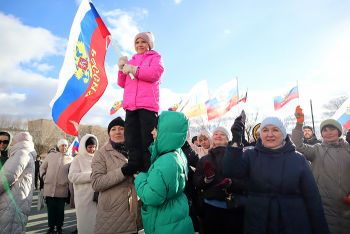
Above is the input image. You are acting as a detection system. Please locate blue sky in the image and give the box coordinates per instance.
[1,0,350,132]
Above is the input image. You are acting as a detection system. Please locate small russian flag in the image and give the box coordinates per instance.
[68,137,80,156]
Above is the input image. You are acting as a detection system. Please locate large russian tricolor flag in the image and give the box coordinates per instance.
[332,97,350,130]
[50,0,111,136]
[274,85,299,111]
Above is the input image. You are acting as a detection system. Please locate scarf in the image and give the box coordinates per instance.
[109,139,129,158]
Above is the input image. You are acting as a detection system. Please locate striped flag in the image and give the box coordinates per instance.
[177,80,209,118]
[68,137,80,156]
[110,100,123,115]
[239,91,247,103]
[206,79,239,121]
[274,85,299,110]
[50,0,111,136]
[332,97,350,130]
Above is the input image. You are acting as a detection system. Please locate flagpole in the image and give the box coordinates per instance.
[297,80,300,105]
[310,99,316,133]
[236,76,240,114]
[110,40,135,80]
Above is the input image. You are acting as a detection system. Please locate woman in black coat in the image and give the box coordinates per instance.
[194,126,246,234]
[223,115,329,234]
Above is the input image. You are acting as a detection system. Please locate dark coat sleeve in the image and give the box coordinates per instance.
[181,141,199,168]
[222,146,248,179]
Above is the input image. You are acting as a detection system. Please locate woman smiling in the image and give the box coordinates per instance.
[223,115,329,234]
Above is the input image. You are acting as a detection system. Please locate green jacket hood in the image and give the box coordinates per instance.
[150,111,188,163]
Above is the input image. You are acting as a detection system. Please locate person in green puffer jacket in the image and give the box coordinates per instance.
[134,111,195,234]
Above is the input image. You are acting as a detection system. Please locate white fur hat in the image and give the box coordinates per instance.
[260,116,287,139]
[57,139,68,147]
[13,132,33,143]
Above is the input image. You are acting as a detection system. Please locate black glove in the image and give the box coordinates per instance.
[231,111,245,145]
[181,140,191,151]
[346,130,350,144]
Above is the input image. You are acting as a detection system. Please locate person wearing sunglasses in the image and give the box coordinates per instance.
[0,131,12,170]
[0,132,36,233]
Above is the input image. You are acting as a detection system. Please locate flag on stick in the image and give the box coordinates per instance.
[168,102,180,111]
[110,100,123,115]
[274,85,299,110]
[332,97,350,130]
[50,0,111,136]
[239,91,247,103]
[206,79,239,121]
[178,80,209,118]
[68,137,79,156]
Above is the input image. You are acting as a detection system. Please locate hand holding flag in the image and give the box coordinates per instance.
[118,56,128,70]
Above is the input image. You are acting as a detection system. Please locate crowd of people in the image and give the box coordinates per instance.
[0,31,350,234]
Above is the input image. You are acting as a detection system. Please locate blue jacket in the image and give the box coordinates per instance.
[222,137,329,234]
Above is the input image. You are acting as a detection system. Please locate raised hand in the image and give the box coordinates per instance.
[231,112,245,145]
[295,105,304,124]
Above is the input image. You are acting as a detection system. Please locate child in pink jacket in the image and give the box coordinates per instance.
[118,32,164,175]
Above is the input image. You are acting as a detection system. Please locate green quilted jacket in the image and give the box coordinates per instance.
[134,111,194,234]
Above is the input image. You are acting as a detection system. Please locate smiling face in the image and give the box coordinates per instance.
[198,135,210,149]
[212,130,228,147]
[260,125,284,149]
[303,128,313,139]
[135,37,150,54]
[58,144,68,154]
[321,126,340,143]
[109,125,125,143]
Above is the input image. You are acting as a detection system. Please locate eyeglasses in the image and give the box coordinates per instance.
[0,140,9,145]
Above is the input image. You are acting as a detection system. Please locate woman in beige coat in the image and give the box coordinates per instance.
[68,134,98,234]
[292,106,350,234]
[91,117,138,234]
[40,139,72,234]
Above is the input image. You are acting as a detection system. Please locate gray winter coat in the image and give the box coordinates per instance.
[292,123,350,234]
[0,140,36,234]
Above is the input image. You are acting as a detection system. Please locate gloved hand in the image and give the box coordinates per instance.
[118,56,128,70]
[343,194,350,205]
[295,105,304,124]
[122,64,138,76]
[240,110,246,122]
[231,111,245,146]
[216,178,232,189]
[203,161,215,180]
[346,130,350,144]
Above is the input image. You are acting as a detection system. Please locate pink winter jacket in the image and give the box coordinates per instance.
[118,50,164,112]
